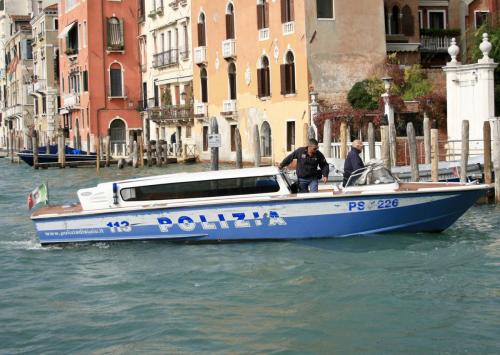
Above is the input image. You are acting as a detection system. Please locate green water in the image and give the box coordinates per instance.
[0,159,499,354]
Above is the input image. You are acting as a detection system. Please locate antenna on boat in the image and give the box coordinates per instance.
[112,183,118,205]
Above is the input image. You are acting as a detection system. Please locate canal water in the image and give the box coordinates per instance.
[0,158,499,354]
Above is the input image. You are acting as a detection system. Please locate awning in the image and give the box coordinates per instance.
[386,43,420,52]
[59,108,69,115]
[58,22,76,39]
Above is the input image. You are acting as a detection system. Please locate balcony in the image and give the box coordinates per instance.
[194,46,207,64]
[194,102,208,118]
[258,28,269,41]
[222,39,236,59]
[153,49,179,68]
[221,100,237,116]
[156,6,164,16]
[179,49,190,61]
[34,79,47,93]
[5,104,23,119]
[62,92,80,109]
[282,21,294,35]
[38,32,44,41]
[148,105,193,125]
[420,35,455,52]
[65,47,78,56]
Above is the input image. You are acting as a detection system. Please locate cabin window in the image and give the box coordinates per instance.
[120,176,281,201]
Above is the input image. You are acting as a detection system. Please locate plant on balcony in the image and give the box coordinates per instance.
[156,6,164,15]
[65,48,78,56]
[420,28,460,37]
[148,9,157,18]
[347,80,382,110]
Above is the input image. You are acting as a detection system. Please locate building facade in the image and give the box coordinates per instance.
[30,3,59,143]
[58,0,142,154]
[138,0,194,152]
[191,0,386,164]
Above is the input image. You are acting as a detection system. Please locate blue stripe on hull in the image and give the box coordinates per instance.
[35,189,485,244]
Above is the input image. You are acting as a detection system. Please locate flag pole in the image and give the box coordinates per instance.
[46,180,49,205]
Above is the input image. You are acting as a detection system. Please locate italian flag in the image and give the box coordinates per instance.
[27,184,48,210]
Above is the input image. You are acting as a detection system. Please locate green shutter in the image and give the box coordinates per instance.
[106,18,112,49]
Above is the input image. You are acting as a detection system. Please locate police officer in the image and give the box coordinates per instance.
[343,140,365,186]
[279,139,329,192]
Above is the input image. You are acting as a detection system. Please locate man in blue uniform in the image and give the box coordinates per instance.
[343,140,365,186]
[279,139,329,192]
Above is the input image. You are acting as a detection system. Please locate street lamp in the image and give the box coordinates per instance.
[382,76,393,94]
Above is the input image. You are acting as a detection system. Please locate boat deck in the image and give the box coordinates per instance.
[32,204,83,217]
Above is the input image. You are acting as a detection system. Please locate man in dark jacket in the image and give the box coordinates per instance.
[279,139,329,192]
[343,140,365,186]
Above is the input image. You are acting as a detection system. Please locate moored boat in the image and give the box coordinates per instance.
[17,145,97,166]
[30,163,490,245]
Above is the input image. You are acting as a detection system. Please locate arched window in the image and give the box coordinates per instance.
[198,12,206,46]
[390,6,400,35]
[402,5,414,36]
[200,67,208,103]
[109,118,126,155]
[280,51,295,95]
[226,3,235,40]
[257,56,270,98]
[260,121,272,157]
[228,62,236,100]
[109,62,123,97]
[107,17,124,51]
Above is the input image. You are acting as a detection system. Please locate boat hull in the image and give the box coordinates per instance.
[18,153,97,166]
[32,187,487,245]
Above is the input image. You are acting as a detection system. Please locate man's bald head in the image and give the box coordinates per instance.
[352,140,363,151]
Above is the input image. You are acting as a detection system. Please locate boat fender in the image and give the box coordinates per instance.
[113,183,119,205]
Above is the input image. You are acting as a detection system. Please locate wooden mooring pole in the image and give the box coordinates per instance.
[105,136,111,167]
[381,120,391,170]
[340,121,347,160]
[210,117,219,171]
[235,127,242,169]
[32,131,39,169]
[254,124,261,167]
[491,118,500,203]
[460,120,469,183]
[323,120,332,158]
[406,122,419,181]
[368,122,375,161]
[423,114,431,165]
[483,121,492,185]
[431,128,439,182]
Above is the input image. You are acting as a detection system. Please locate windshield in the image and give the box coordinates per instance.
[346,162,396,187]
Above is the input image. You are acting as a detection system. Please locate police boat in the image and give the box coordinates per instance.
[30,162,490,245]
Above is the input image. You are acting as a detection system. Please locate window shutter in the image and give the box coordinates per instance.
[119,19,124,49]
[229,15,235,39]
[225,14,231,39]
[257,69,262,97]
[289,63,295,93]
[264,2,269,28]
[281,0,286,23]
[280,64,286,95]
[290,0,295,21]
[264,67,270,96]
[257,4,263,30]
[106,18,112,49]
[197,22,205,46]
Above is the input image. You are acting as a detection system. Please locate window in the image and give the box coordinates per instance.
[228,63,236,100]
[226,3,235,39]
[475,11,489,29]
[257,0,269,29]
[0,1,4,11]
[66,24,78,55]
[120,175,280,201]
[280,51,295,95]
[82,70,88,91]
[109,63,123,97]
[281,0,294,23]
[230,124,237,151]
[182,23,189,59]
[186,125,192,138]
[401,5,414,36]
[203,126,209,151]
[286,121,295,151]
[198,13,206,46]
[317,0,334,19]
[428,10,446,29]
[200,67,208,103]
[390,6,400,34]
[54,19,59,30]
[107,17,124,50]
[257,56,270,98]
[83,21,87,47]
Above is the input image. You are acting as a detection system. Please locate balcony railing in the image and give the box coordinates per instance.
[5,104,23,119]
[194,102,208,117]
[34,79,47,93]
[62,92,80,108]
[222,100,237,114]
[222,39,236,58]
[194,46,207,64]
[153,49,179,68]
[420,35,454,52]
[258,28,269,41]
[282,21,294,35]
[179,49,190,60]
[148,105,193,123]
